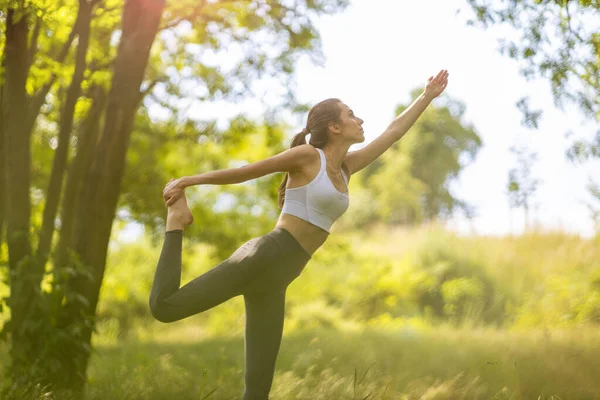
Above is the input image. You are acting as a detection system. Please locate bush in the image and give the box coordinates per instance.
[408,228,505,326]
[96,225,600,336]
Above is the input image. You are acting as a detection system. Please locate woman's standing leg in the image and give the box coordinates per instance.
[242,289,287,400]
[241,229,311,399]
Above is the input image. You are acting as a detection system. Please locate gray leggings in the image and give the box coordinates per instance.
[149,227,311,400]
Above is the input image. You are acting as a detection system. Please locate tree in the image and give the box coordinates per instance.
[120,111,289,258]
[464,0,600,221]
[507,145,541,232]
[345,91,482,227]
[0,0,348,394]
[464,0,599,131]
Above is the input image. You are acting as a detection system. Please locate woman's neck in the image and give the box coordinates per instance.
[322,143,350,169]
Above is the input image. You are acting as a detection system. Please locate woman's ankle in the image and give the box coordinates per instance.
[166,211,186,232]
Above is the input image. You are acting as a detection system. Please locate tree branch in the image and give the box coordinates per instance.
[27,15,42,73]
[563,1,586,43]
[160,0,207,30]
[28,14,80,123]
[137,76,166,104]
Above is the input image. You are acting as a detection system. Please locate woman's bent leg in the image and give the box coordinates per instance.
[149,232,277,323]
[242,289,287,400]
[148,229,186,322]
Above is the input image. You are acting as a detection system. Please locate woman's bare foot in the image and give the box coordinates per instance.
[166,193,194,232]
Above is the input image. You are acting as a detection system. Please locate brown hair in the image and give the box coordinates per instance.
[277,98,342,208]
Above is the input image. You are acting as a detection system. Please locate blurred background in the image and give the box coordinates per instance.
[1,0,599,399]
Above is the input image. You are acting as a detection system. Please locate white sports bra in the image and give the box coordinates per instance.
[281,147,350,233]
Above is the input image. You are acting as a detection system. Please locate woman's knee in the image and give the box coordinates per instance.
[149,297,175,323]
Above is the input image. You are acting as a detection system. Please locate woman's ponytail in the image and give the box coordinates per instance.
[277,128,310,208]
[277,98,341,209]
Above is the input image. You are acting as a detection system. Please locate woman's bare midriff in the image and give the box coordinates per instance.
[274,213,329,256]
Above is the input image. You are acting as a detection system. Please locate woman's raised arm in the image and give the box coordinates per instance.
[344,69,449,175]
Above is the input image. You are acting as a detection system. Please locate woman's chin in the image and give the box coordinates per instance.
[347,134,365,145]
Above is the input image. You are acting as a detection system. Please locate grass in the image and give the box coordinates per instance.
[2,227,599,398]
[77,323,600,399]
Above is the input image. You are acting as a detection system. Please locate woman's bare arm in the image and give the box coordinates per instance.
[163,144,316,205]
[344,70,449,175]
[183,144,315,186]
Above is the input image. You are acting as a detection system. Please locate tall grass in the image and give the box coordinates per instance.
[87,324,600,399]
[1,225,599,398]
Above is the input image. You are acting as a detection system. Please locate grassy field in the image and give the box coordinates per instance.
[1,226,599,399]
[82,323,599,399]
[4,321,599,399]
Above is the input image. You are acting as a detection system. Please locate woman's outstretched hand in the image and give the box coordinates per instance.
[424,69,449,99]
[163,178,186,206]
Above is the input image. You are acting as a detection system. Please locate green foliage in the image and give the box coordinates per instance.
[147,0,349,117]
[2,0,349,390]
[0,252,97,392]
[366,153,427,224]
[441,277,485,322]
[120,112,289,258]
[514,270,600,328]
[86,224,600,344]
[406,228,503,325]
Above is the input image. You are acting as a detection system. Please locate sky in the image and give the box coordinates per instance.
[138,0,599,240]
[294,0,599,237]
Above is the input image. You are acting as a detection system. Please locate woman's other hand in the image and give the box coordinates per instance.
[163,177,187,206]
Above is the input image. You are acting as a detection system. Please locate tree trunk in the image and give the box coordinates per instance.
[0,84,5,248]
[35,0,93,278]
[55,0,166,392]
[54,85,106,270]
[2,7,35,373]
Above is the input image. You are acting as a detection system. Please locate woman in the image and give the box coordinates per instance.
[150,69,449,399]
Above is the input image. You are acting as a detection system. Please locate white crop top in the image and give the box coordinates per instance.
[281,148,350,233]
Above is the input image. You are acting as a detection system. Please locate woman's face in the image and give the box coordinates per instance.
[336,102,365,144]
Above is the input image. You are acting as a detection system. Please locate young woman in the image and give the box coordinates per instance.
[150,69,449,399]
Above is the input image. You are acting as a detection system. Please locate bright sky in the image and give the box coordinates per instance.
[139,0,599,241]
[296,0,600,237]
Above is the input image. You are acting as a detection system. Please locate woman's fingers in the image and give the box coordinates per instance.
[163,183,174,194]
[423,70,449,98]
[163,178,177,194]
[436,69,447,82]
[164,190,183,206]
[438,70,446,84]
[167,193,180,206]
